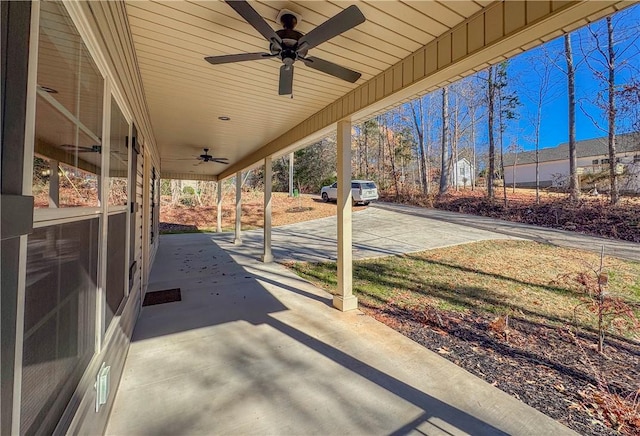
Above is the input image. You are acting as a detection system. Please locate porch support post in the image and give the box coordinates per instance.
[234,171,242,245]
[216,181,222,233]
[333,119,358,312]
[288,152,294,197]
[49,159,59,207]
[262,156,273,263]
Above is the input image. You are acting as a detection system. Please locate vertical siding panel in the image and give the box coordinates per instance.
[505,1,526,34]
[402,57,413,87]
[527,1,551,23]
[393,63,403,91]
[468,14,485,53]
[452,25,467,61]
[425,43,437,74]
[437,34,452,68]
[485,3,504,44]
[413,49,425,80]
[384,70,393,96]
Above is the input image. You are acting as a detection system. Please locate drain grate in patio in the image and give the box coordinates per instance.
[143,288,181,306]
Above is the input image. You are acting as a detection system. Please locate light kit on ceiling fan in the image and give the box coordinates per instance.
[205,1,366,96]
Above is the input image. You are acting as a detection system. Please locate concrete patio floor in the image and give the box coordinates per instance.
[106,233,576,435]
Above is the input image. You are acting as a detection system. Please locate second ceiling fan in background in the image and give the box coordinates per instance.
[205,1,366,95]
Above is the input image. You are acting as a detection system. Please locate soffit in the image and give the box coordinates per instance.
[125,0,486,179]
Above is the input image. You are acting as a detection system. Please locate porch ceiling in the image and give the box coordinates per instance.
[124,0,632,181]
[125,0,489,179]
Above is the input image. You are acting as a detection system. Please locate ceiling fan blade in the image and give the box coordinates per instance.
[298,5,365,51]
[205,52,274,65]
[279,65,294,95]
[211,159,229,164]
[302,57,361,83]
[225,0,282,48]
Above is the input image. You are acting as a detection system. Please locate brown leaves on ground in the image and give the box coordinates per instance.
[579,386,640,435]
[160,192,361,232]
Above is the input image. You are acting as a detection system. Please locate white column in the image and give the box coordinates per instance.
[288,152,294,197]
[262,157,273,263]
[234,171,242,245]
[216,181,222,233]
[334,119,357,311]
[49,159,59,207]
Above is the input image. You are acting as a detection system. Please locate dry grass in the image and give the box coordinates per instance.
[290,240,640,339]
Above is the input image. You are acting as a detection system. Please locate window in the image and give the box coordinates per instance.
[21,3,105,434]
[33,1,103,209]
[601,158,610,164]
[634,155,640,163]
[22,219,98,434]
[592,159,599,165]
[351,182,359,189]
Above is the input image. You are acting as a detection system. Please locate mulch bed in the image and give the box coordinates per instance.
[362,303,640,436]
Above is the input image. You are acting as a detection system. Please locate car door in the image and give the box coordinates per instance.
[329,182,338,200]
[351,182,360,201]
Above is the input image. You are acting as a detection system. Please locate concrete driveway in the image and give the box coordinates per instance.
[239,201,640,263]
[239,203,518,263]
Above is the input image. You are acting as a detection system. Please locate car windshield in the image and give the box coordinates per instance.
[362,182,376,189]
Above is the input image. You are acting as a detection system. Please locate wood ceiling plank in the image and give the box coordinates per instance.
[361,1,445,39]
[402,1,466,27]
[296,1,423,52]
[438,0,483,18]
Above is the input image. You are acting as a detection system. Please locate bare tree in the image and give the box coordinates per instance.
[579,12,639,204]
[487,66,496,200]
[409,99,429,194]
[439,87,450,196]
[524,46,560,204]
[565,34,580,202]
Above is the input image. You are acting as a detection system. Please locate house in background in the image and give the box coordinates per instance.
[452,158,474,188]
[503,134,640,191]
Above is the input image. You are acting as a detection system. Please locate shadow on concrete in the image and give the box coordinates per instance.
[125,233,512,435]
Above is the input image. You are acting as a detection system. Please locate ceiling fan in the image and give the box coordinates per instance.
[196,149,229,165]
[205,1,366,95]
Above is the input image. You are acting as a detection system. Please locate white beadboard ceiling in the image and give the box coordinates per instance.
[125,0,486,178]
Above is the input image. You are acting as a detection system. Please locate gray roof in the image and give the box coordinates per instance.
[503,133,640,166]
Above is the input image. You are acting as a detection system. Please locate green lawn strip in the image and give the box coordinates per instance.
[289,240,640,339]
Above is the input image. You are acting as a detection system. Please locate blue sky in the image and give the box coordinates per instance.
[505,4,640,151]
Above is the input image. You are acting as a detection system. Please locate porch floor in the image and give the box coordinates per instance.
[106,233,576,435]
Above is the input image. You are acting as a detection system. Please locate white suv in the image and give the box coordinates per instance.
[320,180,379,205]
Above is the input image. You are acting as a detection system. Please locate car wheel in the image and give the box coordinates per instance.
[321,192,329,202]
[364,201,370,206]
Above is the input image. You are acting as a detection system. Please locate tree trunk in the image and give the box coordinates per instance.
[439,87,449,196]
[471,109,476,191]
[607,16,619,205]
[565,34,580,202]
[410,101,428,195]
[487,66,495,200]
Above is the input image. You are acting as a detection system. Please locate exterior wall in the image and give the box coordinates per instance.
[505,153,640,192]
[505,155,616,186]
[3,1,160,435]
[452,159,474,187]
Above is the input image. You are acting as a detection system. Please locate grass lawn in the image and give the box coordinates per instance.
[290,240,640,340]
